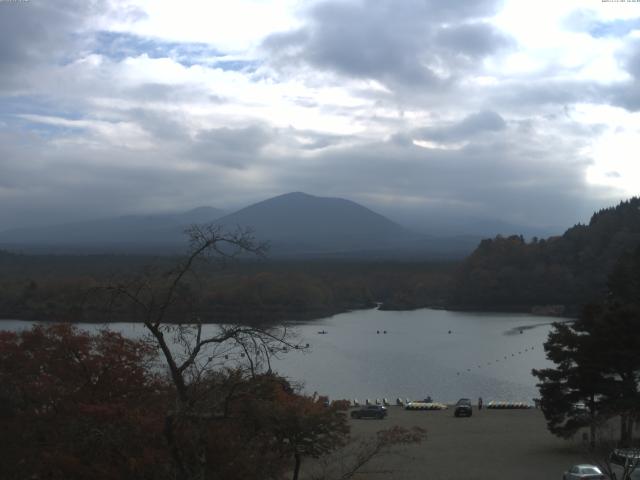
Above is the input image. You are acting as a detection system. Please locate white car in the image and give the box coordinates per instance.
[563,464,606,480]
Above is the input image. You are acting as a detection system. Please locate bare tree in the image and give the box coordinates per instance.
[105,224,305,480]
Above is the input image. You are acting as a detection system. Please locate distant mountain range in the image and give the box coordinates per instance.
[0,207,225,253]
[0,192,482,258]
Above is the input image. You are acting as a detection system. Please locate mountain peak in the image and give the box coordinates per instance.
[215,192,420,256]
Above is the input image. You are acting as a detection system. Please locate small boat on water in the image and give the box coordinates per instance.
[318,330,328,334]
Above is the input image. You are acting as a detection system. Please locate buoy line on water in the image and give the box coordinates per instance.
[455,344,538,376]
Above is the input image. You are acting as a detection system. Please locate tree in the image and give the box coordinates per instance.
[0,324,166,480]
[272,395,350,480]
[105,224,314,480]
[533,245,640,447]
[532,318,605,446]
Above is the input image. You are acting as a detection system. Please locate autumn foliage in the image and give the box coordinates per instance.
[0,324,167,479]
[0,325,353,480]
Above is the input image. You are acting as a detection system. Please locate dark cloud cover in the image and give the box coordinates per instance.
[191,125,274,168]
[263,0,510,89]
[608,39,640,111]
[414,110,506,143]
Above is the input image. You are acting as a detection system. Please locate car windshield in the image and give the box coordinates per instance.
[580,467,601,474]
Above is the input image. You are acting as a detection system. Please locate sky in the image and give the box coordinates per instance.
[0,0,639,232]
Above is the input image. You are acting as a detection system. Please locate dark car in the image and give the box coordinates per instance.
[350,405,387,419]
[454,398,472,417]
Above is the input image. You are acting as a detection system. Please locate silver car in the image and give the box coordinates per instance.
[563,464,606,480]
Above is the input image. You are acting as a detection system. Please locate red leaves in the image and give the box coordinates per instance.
[0,324,166,479]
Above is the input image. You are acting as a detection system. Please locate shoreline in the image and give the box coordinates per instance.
[0,303,574,325]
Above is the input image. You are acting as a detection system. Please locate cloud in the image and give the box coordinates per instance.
[608,39,640,111]
[0,0,113,91]
[263,0,510,89]
[92,31,218,64]
[435,22,513,58]
[267,121,606,228]
[191,125,274,169]
[414,110,507,144]
[628,43,640,78]
[564,9,640,38]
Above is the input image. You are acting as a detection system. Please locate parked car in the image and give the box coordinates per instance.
[350,405,387,419]
[562,464,606,480]
[453,398,472,417]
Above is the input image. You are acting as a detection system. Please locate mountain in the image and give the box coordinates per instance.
[0,206,224,253]
[0,193,480,258]
[214,192,430,257]
[450,197,640,313]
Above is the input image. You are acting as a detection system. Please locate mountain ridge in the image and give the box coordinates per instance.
[0,192,478,258]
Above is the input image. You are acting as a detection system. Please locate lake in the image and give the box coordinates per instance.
[0,307,559,404]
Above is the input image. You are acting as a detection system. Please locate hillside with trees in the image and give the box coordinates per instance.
[450,198,640,314]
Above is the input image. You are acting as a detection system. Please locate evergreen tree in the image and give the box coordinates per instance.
[533,246,640,446]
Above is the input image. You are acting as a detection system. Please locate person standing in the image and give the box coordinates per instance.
[478,397,483,410]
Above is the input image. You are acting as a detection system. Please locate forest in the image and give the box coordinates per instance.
[450,197,640,315]
[0,251,454,324]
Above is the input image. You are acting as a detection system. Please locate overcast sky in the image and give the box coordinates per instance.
[1,0,639,231]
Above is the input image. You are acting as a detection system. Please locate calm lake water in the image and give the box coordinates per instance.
[1,307,559,404]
